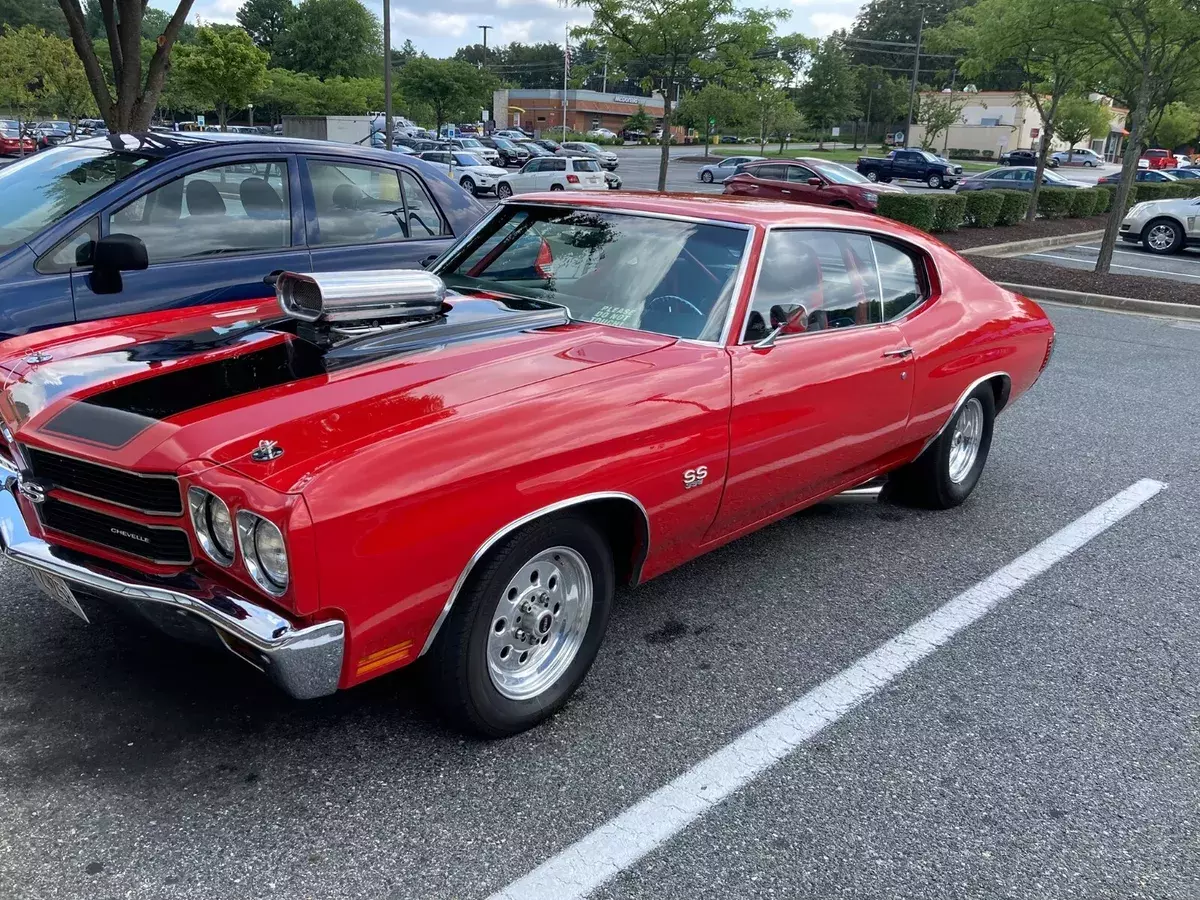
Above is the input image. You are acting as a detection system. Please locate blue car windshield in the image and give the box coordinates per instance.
[0,146,151,252]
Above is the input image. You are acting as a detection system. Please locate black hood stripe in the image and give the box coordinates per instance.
[43,338,328,448]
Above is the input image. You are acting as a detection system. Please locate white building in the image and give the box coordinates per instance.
[908,91,1128,161]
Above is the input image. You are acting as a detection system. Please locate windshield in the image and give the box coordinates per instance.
[459,138,482,148]
[1043,169,1072,184]
[439,205,748,342]
[0,146,150,253]
[454,153,485,166]
[579,143,603,153]
[492,138,515,149]
[810,161,869,185]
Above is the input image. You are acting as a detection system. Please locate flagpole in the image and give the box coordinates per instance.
[562,25,569,141]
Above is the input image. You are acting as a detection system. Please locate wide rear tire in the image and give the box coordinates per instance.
[889,385,995,509]
[426,515,614,738]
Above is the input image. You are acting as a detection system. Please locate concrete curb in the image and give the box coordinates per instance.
[998,282,1200,320]
[960,229,1105,258]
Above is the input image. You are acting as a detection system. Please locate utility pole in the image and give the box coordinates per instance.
[383,0,392,150]
[478,25,492,68]
[602,51,609,93]
[904,7,924,149]
[562,25,569,141]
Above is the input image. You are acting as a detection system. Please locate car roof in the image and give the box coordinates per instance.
[499,190,896,227]
[65,131,428,165]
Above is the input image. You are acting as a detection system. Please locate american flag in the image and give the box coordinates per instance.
[564,41,572,76]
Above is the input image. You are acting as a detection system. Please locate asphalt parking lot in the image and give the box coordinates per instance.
[1,300,1197,900]
[1020,241,1200,285]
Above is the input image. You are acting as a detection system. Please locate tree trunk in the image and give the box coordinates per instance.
[219,103,228,131]
[703,120,710,158]
[1026,93,1060,223]
[1095,60,1152,275]
[657,88,671,192]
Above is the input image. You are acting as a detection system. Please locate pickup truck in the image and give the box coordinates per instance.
[856,148,963,189]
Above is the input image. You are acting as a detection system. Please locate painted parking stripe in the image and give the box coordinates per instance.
[1026,252,1200,281]
[488,478,1166,900]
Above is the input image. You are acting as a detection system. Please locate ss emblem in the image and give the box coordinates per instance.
[682,465,708,490]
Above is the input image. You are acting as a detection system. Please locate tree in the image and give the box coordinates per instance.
[1055,95,1111,149]
[674,85,746,155]
[56,0,196,131]
[0,26,58,147]
[796,37,857,148]
[915,92,964,151]
[173,25,269,130]
[933,0,1101,222]
[1153,102,1200,150]
[279,0,379,79]
[854,67,908,145]
[0,0,68,37]
[574,0,783,190]
[44,31,97,129]
[237,0,294,60]
[745,86,791,153]
[1071,0,1200,273]
[398,57,488,133]
[771,100,803,154]
[623,104,653,136]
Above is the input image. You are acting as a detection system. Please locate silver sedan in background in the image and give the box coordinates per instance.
[957,166,1083,192]
[697,155,764,184]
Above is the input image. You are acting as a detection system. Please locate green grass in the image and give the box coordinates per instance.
[707,146,995,172]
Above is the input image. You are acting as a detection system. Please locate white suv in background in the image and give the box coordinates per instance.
[496,157,606,198]
[417,150,508,196]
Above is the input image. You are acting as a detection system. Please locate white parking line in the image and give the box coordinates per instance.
[488,478,1166,900]
[1026,252,1200,281]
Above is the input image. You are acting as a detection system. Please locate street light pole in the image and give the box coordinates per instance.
[478,25,492,68]
[383,0,393,150]
[248,103,254,127]
[904,8,924,148]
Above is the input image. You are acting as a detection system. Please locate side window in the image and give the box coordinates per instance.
[787,165,817,183]
[308,159,407,246]
[107,160,290,263]
[743,230,882,341]
[36,218,99,274]
[754,164,787,181]
[1016,169,1034,182]
[875,239,928,320]
[549,159,567,172]
[524,159,544,174]
[400,170,446,238]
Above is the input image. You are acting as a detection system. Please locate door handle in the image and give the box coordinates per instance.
[882,347,914,358]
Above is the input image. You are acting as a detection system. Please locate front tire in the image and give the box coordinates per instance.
[889,386,995,509]
[427,516,614,737]
[1142,218,1184,254]
[496,182,513,200]
[1049,158,1059,168]
[701,170,714,183]
[459,176,476,195]
[927,173,943,189]
[865,170,879,183]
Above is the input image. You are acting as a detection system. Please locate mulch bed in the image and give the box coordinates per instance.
[938,216,1108,251]
[969,255,1200,307]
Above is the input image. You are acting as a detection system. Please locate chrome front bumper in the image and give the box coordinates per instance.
[0,468,344,699]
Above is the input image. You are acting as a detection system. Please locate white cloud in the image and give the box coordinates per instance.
[807,11,855,35]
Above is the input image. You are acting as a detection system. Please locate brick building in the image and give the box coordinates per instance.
[492,89,669,136]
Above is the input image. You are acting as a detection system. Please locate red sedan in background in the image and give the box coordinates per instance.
[723,157,906,212]
[0,120,34,155]
[0,194,1053,736]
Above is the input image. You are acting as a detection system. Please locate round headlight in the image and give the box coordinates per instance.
[253,519,288,588]
[207,495,235,558]
[188,487,234,566]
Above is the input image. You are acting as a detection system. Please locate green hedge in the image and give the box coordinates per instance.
[962,191,1003,227]
[1092,186,1112,214]
[877,194,936,231]
[1036,187,1075,219]
[1068,188,1099,218]
[995,190,1028,226]
[930,193,966,232]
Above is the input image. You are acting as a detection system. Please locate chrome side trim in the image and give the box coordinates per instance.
[418,491,651,658]
[917,371,1012,458]
[0,461,343,699]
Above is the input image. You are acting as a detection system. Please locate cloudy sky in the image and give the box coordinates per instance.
[167,0,865,58]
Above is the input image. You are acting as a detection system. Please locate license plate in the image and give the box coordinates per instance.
[30,569,89,624]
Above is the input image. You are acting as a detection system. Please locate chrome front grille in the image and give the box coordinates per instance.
[22,446,183,516]
[37,496,192,565]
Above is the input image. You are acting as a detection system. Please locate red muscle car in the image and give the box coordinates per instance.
[724,158,906,212]
[0,194,1054,736]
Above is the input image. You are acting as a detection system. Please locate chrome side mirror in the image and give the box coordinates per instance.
[752,303,808,349]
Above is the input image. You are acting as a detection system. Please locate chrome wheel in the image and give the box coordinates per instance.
[1146,222,1178,252]
[486,547,592,701]
[947,397,984,484]
[865,170,879,182]
[701,170,714,183]
[497,183,513,199]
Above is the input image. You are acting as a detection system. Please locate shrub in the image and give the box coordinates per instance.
[877,194,936,231]
[962,190,1003,227]
[1092,186,1112,214]
[1068,188,1099,218]
[1036,187,1075,219]
[1132,182,1173,203]
[995,190,1028,226]
[930,193,966,232]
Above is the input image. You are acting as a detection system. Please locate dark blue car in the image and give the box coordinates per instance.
[0,132,486,337]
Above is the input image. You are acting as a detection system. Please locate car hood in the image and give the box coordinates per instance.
[465,165,507,176]
[1126,198,1198,217]
[1,295,674,494]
